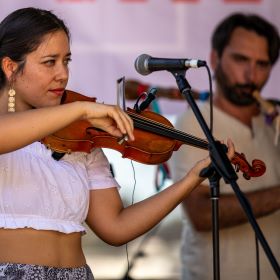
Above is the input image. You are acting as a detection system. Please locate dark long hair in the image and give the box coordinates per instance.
[0,7,70,89]
[211,13,280,65]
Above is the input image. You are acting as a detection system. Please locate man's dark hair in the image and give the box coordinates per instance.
[211,13,280,65]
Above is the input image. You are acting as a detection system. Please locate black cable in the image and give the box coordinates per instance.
[255,234,260,280]
[205,64,213,133]
[133,92,147,113]
[124,161,137,280]
[203,64,263,279]
[121,161,164,280]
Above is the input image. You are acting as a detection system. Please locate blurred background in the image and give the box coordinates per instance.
[1,0,279,279]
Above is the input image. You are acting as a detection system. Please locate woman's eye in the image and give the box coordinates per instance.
[44,60,55,66]
[64,58,72,65]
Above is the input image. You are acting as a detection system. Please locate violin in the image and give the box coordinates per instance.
[41,90,266,180]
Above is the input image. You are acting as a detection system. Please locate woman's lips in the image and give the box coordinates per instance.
[49,89,65,96]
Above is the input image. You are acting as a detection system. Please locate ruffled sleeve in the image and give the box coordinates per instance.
[85,148,120,190]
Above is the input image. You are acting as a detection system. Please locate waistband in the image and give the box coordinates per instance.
[0,262,94,279]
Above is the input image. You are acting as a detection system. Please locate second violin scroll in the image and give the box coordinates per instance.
[41,89,266,180]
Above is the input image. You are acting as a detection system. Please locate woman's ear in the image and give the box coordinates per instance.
[1,57,18,81]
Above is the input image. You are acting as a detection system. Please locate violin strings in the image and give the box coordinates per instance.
[131,114,207,149]
[128,112,206,142]
[128,112,208,150]
[127,112,264,179]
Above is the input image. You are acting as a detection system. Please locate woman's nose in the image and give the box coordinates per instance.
[55,63,69,82]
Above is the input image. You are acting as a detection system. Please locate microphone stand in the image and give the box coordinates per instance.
[200,163,222,280]
[171,70,280,280]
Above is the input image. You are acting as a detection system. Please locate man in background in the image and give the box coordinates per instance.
[170,13,280,280]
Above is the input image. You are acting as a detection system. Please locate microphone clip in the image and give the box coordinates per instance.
[134,87,158,113]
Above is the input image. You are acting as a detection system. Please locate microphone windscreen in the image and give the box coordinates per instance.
[134,54,151,75]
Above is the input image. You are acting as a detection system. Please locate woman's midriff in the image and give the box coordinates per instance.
[0,228,87,268]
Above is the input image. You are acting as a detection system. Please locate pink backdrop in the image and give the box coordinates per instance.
[1,0,279,114]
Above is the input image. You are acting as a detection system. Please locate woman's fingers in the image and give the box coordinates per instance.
[192,138,236,179]
[226,138,235,160]
[107,106,134,141]
[85,103,134,141]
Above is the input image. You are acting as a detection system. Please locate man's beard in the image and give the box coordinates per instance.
[215,64,259,106]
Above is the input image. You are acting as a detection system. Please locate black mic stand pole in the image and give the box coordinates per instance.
[210,173,221,280]
[171,71,280,280]
[200,163,222,280]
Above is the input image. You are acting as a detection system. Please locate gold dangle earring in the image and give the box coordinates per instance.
[7,87,16,113]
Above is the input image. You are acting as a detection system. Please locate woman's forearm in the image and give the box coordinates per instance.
[0,102,85,153]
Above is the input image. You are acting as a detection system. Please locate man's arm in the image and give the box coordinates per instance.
[184,184,280,231]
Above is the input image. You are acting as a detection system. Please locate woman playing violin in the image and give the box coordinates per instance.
[0,8,234,280]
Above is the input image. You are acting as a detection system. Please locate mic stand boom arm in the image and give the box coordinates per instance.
[171,71,280,279]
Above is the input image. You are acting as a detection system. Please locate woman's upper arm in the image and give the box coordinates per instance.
[86,187,124,243]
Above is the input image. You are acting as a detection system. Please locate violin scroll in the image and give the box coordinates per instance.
[231,152,266,180]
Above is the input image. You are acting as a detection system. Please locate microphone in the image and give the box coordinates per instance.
[137,88,158,112]
[135,54,206,76]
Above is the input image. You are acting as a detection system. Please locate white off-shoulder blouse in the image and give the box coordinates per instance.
[0,142,119,234]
